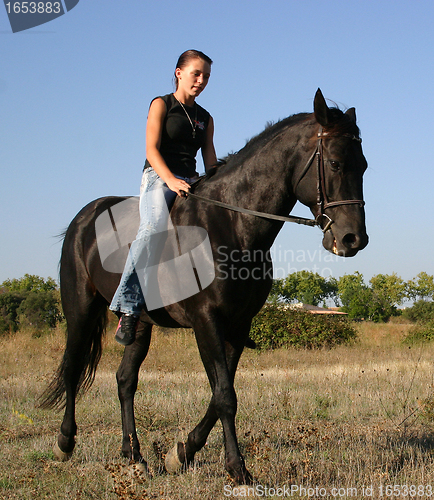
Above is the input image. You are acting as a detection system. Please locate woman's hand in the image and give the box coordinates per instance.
[166,176,191,197]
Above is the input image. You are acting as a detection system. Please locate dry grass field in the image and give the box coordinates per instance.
[2,320,434,499]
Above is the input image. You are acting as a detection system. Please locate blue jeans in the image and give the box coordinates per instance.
[109,168,190,315]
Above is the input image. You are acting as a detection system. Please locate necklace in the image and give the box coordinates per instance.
[174,95,197,138]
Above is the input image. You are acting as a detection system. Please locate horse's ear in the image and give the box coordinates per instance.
[345,107,357,123]
[314,88,330,126]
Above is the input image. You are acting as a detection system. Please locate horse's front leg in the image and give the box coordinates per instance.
[166,316,252,484]
[116,321,152,464]
[210,343,251,484]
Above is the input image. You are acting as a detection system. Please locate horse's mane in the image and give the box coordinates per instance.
[243,112,312,150]
[202,107,360,183]
[204,112,311,180]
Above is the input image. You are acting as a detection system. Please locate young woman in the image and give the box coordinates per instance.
[110,50,217,345]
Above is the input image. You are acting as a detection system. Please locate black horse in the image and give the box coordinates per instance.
[40,89,368,484]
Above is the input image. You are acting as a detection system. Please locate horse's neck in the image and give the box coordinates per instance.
[201,122,313,249]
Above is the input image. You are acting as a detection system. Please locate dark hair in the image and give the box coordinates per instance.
[174,50,213,89]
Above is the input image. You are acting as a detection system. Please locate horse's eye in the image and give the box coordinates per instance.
[329,160,340,171]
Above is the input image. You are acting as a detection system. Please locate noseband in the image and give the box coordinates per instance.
[294,126,365,232]
[184,127,365,233]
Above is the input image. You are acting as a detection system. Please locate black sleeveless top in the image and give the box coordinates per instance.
[144,93,211,178]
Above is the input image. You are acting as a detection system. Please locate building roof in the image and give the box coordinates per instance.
[289,303,348,315]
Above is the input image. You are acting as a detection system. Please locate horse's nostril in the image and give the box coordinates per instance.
[343,233,358,248]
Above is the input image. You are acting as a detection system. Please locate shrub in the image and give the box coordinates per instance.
[402,300,434,323]
[17,289,62,332]
[403,320,434,344]
[0,291,25,334]
[401,301,434,344]
[0,288,62,335]
[249,304,357,350]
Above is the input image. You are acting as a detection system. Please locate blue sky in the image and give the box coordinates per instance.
[1,0,433,286]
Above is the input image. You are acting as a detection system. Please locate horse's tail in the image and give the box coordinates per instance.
[38,304,108,410]
[38,309,108,411]
[39,199,117,410]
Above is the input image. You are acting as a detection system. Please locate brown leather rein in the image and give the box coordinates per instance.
[184,127,365,233]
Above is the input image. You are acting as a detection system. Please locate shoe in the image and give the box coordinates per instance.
[115,314,139,346]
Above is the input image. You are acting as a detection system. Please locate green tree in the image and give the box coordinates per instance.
[338,272,407,322]
[337,273,378,321]
[269,271,338,306]
[1,274,57,293]
[0,292,25,333]
[337,271,368,312]
[369,273,407,308]
[402,300,434,323]
[268,279,285,304]
[17,290,62,330]
[270,271,434,323]
[0,275,60,334]
[365,288,396,322]
[407,272,434,302]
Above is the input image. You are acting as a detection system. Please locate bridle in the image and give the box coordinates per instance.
[294,126,365,232]
[183,127,365,233]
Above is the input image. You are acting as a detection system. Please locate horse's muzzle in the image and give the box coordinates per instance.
[323,229,369,257]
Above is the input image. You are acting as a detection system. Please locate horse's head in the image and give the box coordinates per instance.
[294,89,368,257]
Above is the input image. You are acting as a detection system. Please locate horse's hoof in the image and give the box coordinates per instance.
[165,443,183,474]
[53,441,73,462]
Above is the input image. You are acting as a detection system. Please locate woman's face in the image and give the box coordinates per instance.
[176,58,211,99]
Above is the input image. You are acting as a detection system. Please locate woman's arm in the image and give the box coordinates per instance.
[146,98,191,196]
[201,115,218,172]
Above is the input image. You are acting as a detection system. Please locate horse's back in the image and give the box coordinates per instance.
[60,196,140,305]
